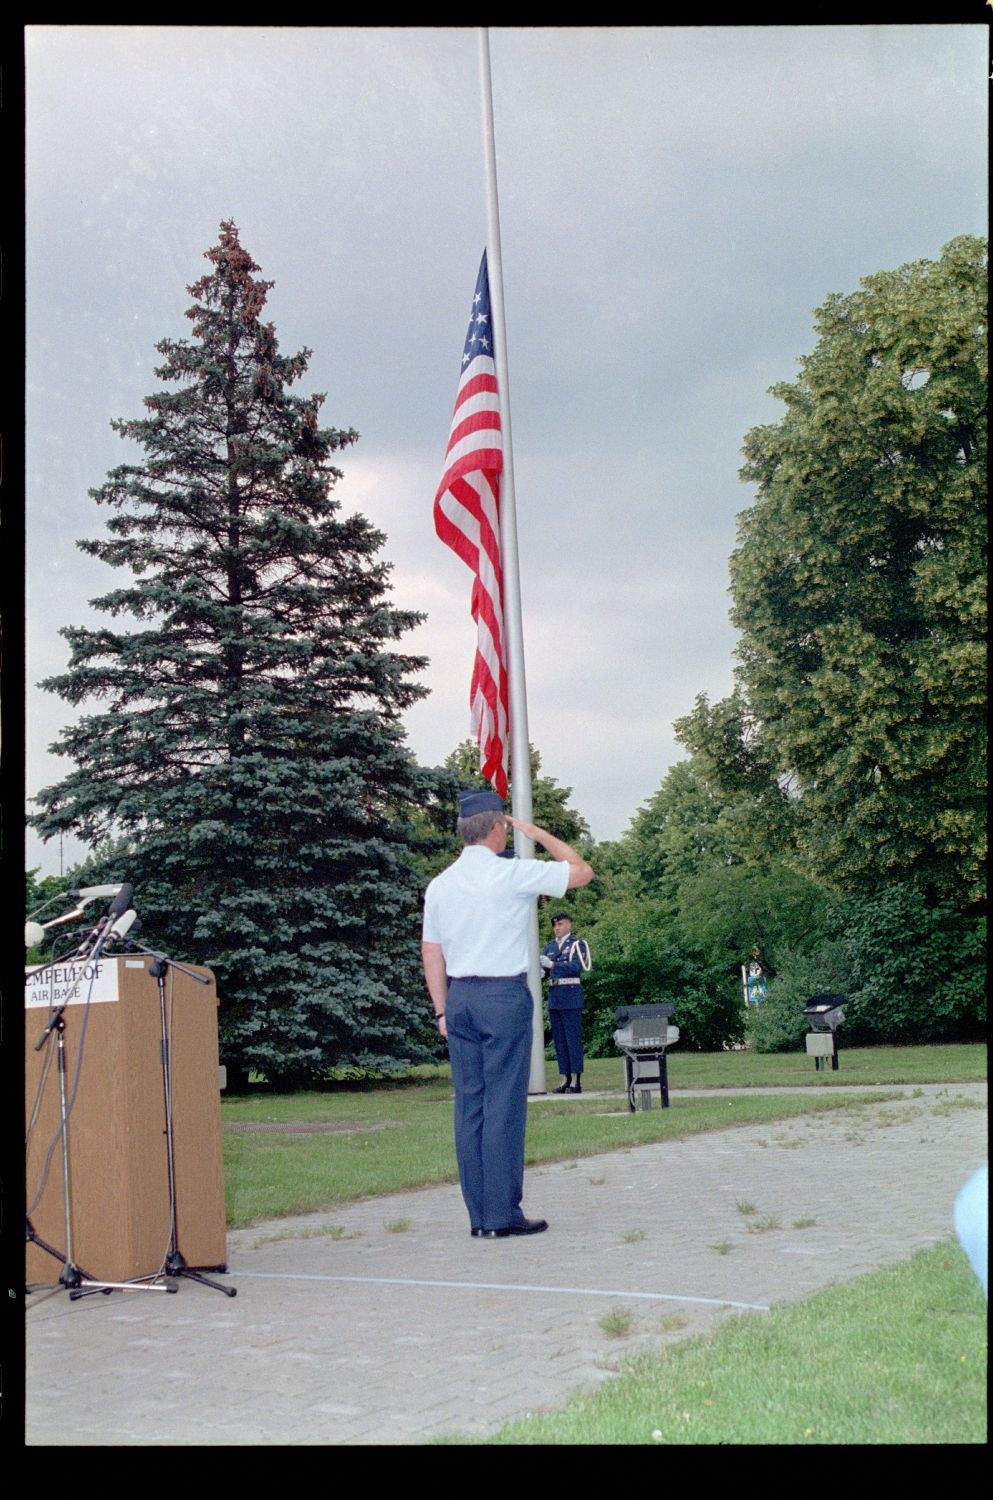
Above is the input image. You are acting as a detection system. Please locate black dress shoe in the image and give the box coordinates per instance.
[478,1218,548,1238]
[509,1217,548,1234]
[551,1083,571,1094]
[566,1081,582,1094]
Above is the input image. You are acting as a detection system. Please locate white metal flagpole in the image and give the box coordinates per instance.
[477,26,546,1094]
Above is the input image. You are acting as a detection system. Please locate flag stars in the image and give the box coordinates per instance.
[462,325,492,360]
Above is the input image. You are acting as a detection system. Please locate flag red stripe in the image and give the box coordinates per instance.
[453,371,499,411]
[445,409,501,456]
[437,447,504,496]
[433,256,509,797]
[435,473,502,571]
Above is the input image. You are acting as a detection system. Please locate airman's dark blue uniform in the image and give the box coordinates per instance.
[542,921,590,1089]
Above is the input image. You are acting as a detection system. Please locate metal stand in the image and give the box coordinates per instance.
[807,1033,840,1072]
[612,1005,679,1112]
[803,996,847,1074]
[27,1005,174,1299]
[622,1048,671,1110]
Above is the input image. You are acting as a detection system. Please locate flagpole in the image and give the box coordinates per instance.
[478,26,546,1094]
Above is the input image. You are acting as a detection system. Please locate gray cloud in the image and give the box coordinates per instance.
[25,24,987,875]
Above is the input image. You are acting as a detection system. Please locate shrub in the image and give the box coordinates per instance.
[747,939,852,1053]
[581,900,744,1054]
[841,886,986,1044]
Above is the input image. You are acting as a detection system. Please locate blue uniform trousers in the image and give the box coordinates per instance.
[446,975,533,1231]
[549,1002,584,1077]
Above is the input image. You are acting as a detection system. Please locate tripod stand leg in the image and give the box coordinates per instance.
[164,1249,237,1297]
[70,1277,178,1300]
[25,1218,107,1292]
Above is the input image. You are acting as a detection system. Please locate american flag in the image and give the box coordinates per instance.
[434,252,509,797]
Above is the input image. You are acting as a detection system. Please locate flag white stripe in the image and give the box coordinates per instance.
[434,254,509,795]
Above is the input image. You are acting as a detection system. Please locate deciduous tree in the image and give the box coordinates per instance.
[680,237,987,911]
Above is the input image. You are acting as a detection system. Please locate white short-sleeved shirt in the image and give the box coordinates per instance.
[422,846,570,977]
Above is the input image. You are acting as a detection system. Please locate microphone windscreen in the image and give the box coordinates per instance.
[107,884,134,918]
[111,910,138,940]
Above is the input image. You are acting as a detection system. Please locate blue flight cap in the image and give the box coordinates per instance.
[457,788,505,819]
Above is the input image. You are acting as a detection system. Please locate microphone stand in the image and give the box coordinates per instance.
[26,1001,110,1296]
[76,939,237,1300]
[26,943,176,1300]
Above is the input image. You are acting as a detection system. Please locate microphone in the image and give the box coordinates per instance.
[102,910,139,949]
[27,887,127,947]
[107,885,134,918]
[30,904,86,933]
[69,884,125,903]
[72,884,134,959]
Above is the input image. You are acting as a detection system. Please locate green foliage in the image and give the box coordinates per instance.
[672,862,829,970]
[840,884,986,1045]
[673,692,796,867]
[747,937,851,1053]
[621,759,733,897]
[587,754,839,1052]
[24,867,77,965]
[747,886,986,1051]
[25,868,74,910]
[581,899,745,1054]
[27,222,442,1085]
[680,236,988,911]
[586,732,986,1051]
[611,242,989,1038]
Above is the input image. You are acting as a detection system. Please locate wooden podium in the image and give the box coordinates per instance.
[25,954,227,1287]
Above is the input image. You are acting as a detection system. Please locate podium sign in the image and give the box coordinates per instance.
[26,956,120,1008]
[25,955,227,1286]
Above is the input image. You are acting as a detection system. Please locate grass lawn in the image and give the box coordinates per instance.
[658,1042,986,1089]
[221,1043,985,1227]
[218,1043,986,1446]
[439,1240,987,1445]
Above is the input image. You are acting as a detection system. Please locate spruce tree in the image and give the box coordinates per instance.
[30,221,439,1084]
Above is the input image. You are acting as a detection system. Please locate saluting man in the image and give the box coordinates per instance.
[422,790,594,1238]
[541,912,591,1094]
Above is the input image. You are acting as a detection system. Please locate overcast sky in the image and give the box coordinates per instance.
[24,23,988,877]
